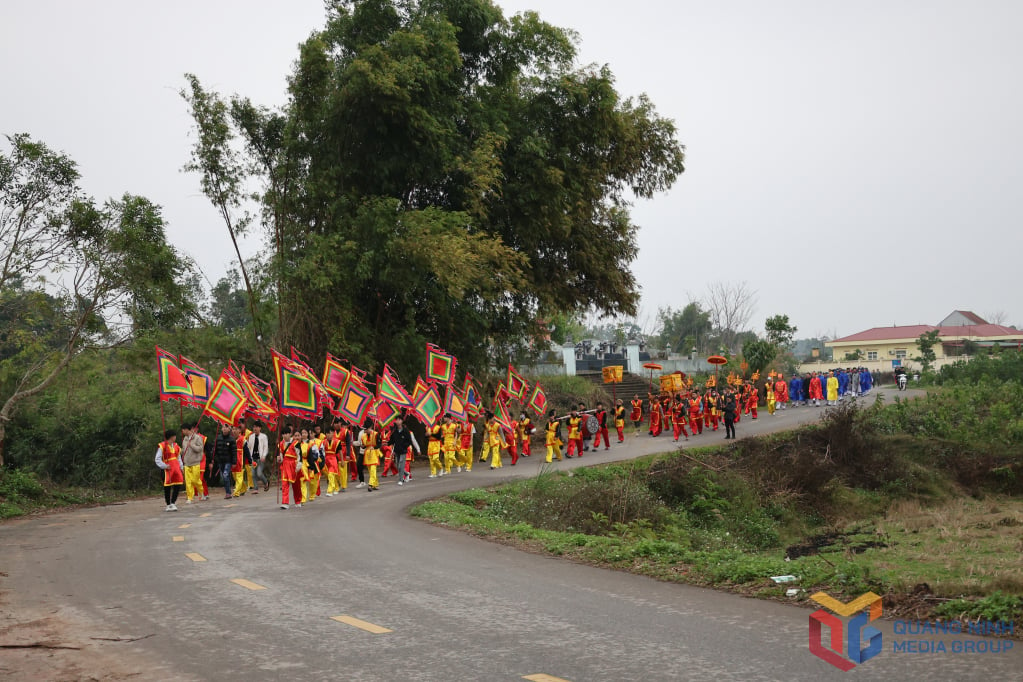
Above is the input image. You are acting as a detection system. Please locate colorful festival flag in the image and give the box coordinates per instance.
[203,371,248,426]
[278,365,317,415]
[527,383,548,417]
[412,376,431,403]
[178,355,213,408]
[492,395,513,431]
[464,375,481,419]
[376,364,413,408]
[412,383,443,426]
[156,347,193,403]
[444,384,468,421]
[424,343,457,385]
[239,368,278,424]
[494,382,511,405]
[374,398,399,428]
[272,349,328,418]
[506,364,528,400]
[322,354,351,397]
[337,381,373,425]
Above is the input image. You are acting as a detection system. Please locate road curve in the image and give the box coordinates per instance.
[2,388,1018,681]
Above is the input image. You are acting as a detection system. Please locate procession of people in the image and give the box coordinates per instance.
[157,366,879,512]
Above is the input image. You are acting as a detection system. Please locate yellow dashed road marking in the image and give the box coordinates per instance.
[223,503,237,508]
[199,513,212,518]
[523,675,572,682]
[230,578,267,591]
[178,523,191,529]
[330,615,392,634]
[172,536,184,542]
[185,553,206,562]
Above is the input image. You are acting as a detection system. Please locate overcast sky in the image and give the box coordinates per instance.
[4,0,1022,339]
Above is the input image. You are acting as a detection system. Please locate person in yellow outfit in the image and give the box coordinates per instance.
[544,409,562,463]
[566,410,582,458]
[312,428,326,499]
[241,424,255,492]
[518,413,533,457]
[179,424,206,504]
[298,428,317,503]
[440,414,459,474]
[426,418,443,478]
[765,381,776,416]
[826,371,840,406]
[478,414,491,463]
[361,421,380,491]
[485,412,505,469]
[457,421,474,472]
[231,426,248,497]
[323,423,345,496]
[614,400,626,443]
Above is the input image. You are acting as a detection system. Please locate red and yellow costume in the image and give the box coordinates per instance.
[566,415,583,456]
[458,423,473,471]
[485,420,504,468]
[232,434,247,497]
[278,439,302,506]
[671,400,689,441]
[630,398,643,432]
[160,441,184,487]
[361,428,380,490]
[614,404,626,442]
[427,422,443,477]
[519,416,533,457]
[649,401,663,437]
[704,394,719,432]
[688,396,703,434]
[324,431,344,495]
[380,426,399,477]
[441,421,459,473]
[545,419,561,463]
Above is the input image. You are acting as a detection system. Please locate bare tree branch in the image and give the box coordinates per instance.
[704,280,757,353]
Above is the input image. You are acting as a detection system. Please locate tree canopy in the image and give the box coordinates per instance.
[0,135,196,465]
[183,0,685,378]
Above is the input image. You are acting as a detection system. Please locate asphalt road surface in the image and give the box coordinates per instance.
[2,388,1020,681]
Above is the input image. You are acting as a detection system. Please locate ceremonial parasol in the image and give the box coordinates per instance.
[707,355,727,384]
[642,361,662,389]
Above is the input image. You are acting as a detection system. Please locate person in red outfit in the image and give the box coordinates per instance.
[592,402,610,450]
[775,374,789,410]
[671,397,689,442]
[649,397,663,437]
[630,395,644,434]
[688,393,703,435]
[276,426,303,509]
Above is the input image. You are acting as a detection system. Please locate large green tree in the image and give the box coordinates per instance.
[0,134,195,466]
[183,0,685,378]
[657,302,712,353]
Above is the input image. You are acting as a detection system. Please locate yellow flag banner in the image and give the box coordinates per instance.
[602,366,623,384]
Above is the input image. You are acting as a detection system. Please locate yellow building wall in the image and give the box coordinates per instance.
[826,339,930,363]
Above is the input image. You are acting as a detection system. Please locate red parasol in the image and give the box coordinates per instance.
[707,355,728,383]
[642,362,662,390]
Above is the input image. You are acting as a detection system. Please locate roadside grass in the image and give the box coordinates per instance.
[411,398,1023,626]
[0,468,139,519]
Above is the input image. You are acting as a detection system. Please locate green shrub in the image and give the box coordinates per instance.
[932,592,1023,624]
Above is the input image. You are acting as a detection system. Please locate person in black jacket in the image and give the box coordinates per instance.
[722,390,738,440]
[388,417,416,486]
[213,423,236,498]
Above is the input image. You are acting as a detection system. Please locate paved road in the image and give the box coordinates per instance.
[2,388,1019,681]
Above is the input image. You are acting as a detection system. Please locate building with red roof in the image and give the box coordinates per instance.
[820,311,1022,371]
